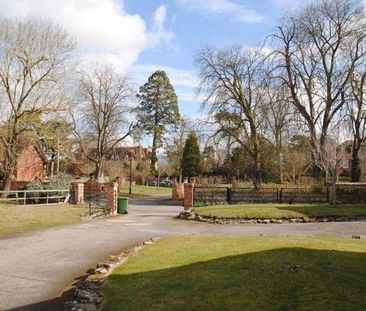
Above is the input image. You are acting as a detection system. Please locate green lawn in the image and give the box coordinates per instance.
[103,235,366,310]
[0,203,92,239]
[119,184,171,197]
[195,203,366,219]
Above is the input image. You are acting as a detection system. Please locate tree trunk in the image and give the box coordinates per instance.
[275,130,283,183]
[95,161,104,182]
[253,149,262,188]
[2,165,15,197]
[309,127,323,183]
[2,172,12,193]
[351,140,362,182]
[150,132,158,175]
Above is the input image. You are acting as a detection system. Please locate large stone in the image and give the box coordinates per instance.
[74,289,102,304]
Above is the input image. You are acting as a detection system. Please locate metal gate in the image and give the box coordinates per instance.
[84,190,110,216]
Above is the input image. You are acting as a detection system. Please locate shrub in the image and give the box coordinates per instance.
[25,179,45,203]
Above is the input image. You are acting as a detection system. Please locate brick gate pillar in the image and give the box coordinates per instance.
[105,182,118,215]
[172,178,185,200]
[183,177,196,211]
[71,182,84,204]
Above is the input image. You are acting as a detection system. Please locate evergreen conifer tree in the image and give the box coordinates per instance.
[136,70,180,174]
[181,131,203,177]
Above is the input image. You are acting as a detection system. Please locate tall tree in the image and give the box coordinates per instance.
[136,70,180,174]
[260,76,294,183]
[165,118,190,182]
[195,46,266,186]
[348,68,366,181]
[76,65,133,181]
[181,131,203,178]
[36,118,74,177]
[0,18,76,191]
[274,0,366,180]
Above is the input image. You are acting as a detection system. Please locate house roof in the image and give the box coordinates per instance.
[75,145,152,161]
[0,142,48,164]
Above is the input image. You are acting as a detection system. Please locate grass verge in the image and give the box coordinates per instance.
[119,185,171,197]
[103,235,366,310]
[195,203,366,219]
[0,203,92,239]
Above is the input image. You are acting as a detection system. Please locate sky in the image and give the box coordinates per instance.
[0,0,305,119]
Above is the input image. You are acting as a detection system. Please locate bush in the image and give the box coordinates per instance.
[45,173,71,190]
[25,179,45,203]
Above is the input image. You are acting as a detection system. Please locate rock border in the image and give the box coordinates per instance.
[177,211,366,224]
[64,237,161,311]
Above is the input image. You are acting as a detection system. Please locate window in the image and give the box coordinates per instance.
[342,160,349,169]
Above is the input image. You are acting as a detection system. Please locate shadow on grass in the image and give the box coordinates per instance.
[103,248,366,311]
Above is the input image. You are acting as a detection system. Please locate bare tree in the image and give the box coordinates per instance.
[348,68,366,181]
[0,18,76,191]
[165,117,192,182]
[195,46,267,186]
[260,75,295,183]
[76,65,133,181]
[274,0,366,180]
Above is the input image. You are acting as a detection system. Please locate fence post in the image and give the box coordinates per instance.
[227,187,232,205]
[279,188,283,203]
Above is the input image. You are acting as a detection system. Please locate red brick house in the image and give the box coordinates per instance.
[0,144,48,183]
[336,140,366,177]
[15,145,48,182]
[69,145,152,182]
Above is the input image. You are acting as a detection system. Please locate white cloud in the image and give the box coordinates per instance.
[149,5,175,46]
[0,0,174,73]
[270,0,313,11]
[132,64,199,89]
[177,0,263,23]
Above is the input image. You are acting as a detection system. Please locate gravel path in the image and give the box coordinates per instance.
[1,195,366,310]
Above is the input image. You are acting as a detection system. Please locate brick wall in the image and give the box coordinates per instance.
[72,183,84,204]
[105,182,118,215]
[73,180,117,215]
[172,178,184,200]
[183,178,195,211]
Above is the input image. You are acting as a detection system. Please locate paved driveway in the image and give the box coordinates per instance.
[1,196,366,310]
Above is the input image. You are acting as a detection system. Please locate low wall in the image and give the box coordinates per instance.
[183,183,366,209]
[335,183,366,204]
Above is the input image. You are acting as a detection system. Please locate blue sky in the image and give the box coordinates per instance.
[0,0,304,118]
[124,0,302,117]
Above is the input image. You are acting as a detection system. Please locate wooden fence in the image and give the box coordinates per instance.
[194,186,329,205]
[0,189,70,205]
